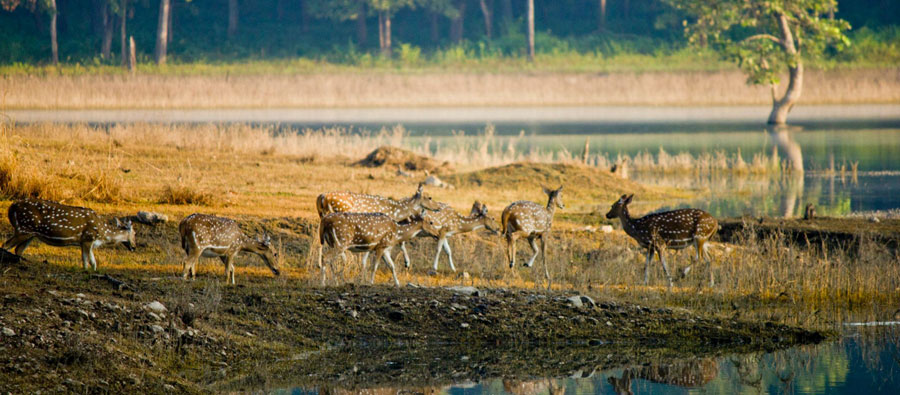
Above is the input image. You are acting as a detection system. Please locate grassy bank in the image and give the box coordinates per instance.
[1,68,898,109]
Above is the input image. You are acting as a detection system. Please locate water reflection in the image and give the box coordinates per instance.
[275,328,900,394]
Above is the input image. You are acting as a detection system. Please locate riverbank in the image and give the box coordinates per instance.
[2,68,898,109]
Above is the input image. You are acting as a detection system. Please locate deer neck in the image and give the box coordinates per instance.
[545,198,557,216]
[456,213,485,233]
[618,206,641,239]
[98,222,126,245]
[394,220,423,243]
[392,196,422,220]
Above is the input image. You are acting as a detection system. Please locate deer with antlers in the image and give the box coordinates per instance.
[318,212,439,286]
[179,213,280,284]
[421,201,499,272]
[316,183,441,267]
[501,186,564,286]
[606,194,718,288]
[2,199,136,270]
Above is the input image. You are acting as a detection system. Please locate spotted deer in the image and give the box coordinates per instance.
[2,199,136,270]
[422,201,499,272]
[605,194,718,288]
[501,186,564,285]
[316,183,442,266]
[179,213,280,284]
[317,212,439,286]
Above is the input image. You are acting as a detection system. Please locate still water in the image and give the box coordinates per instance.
[277,328,900,394]
[9,105,900,217]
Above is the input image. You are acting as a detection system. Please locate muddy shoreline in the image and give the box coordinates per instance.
[0,257,827,393]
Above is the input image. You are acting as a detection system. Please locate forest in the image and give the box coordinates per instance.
[1,0,898,66]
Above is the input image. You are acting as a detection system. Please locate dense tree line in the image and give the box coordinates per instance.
[1,0,895,65]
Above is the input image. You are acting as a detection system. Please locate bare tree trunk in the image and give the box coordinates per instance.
[120,0,128,67]
[167,1,173,44]
[227,0,238,38]
[155,0,170,65]
[430,12,439,43]
[101,4,114,59]
[128,35,136,74]
[597,0,606,31]
[49,0,58,65]
[378,11,391,57]
[768,13,803,125]
[479,0,492,39]
[450,0,467,43]
[526,0,534,62]
[356,7,368,45]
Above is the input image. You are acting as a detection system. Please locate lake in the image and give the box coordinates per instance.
[7,105,900,216]
[274,327,900,394]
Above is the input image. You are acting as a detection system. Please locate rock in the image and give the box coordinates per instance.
[567,295,595,308]
[600,225,614,233]
[75,293,86,299]
[446,286,481,297]
[136,211,168,225]
[424,174,454,189]
[145,301,167,314]
[2,327,15,336]
[163,384,176,392]
[150,325,165,334]
[460,323,470,329]
[349,310,359,319]
[869,217,881,223]
[148,312,162,321]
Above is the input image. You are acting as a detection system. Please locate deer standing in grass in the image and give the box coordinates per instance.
[605,194,718,289]
[318,212,439,286]
[501,186,564,286]
[316,183,441,267]
[3,199,136,270]
[179,214,280,284]
[422,201,500,272]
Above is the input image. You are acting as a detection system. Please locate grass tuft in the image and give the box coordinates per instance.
[159,185,218,206]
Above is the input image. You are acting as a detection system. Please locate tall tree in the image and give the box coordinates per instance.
[119,0,128,66]
[596,0,605,31]
[449,0,466,43]
[478,0,492,39]
[666,0,850,124]
[0,0,58,64]
[48,0,57,65]
[100,1,114,59]
[526,0,533,62]
[155,0,170,64]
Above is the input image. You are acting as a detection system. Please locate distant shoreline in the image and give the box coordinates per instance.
[1,68,897,110]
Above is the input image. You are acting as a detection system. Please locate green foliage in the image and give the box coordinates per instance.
[666,0,851,86]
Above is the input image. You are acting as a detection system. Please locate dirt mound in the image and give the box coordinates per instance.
[355,146,451,173]
[444,162,682,204]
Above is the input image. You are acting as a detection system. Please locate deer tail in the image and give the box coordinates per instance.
[315,194,328,218]
[500,209,511,236]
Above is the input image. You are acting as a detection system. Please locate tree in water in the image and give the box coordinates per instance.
[667,0,850,124]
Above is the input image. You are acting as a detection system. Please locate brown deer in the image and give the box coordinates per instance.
[605,194,718,288]
[501,186,564,285]
[316,183,442,267]
[422,201,500,272]
[3,199,135,270]
[317,212,439,286]
[179,213,280,284]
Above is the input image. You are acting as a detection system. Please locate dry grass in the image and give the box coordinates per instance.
[1,69,898,109]
[1,122,897,329]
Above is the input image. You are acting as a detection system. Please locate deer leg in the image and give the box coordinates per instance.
[506,233,517,268]
[182,248,201,280]
[432,237,445,271]
[657,247,673,290]
[13,236,35,256]
[541,235,550,290]
[400,242,411,269]
[644,248,654,285]
[371,249,386,284]
[3,234,32,254]
[80,242,93,270]
[444,239,457,272]
[525,237,539,268]
[382,248,401,287]
[701,239,714,287]
[223,254,236,285]
[88,245,99,271]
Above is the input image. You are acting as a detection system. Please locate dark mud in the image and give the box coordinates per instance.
[0,256,826,393]
[718,216,900,252]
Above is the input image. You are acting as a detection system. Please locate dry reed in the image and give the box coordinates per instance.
[1,69,898,109]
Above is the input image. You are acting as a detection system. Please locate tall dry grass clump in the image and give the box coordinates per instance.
[159,185,219,206]
[0,125,63,201]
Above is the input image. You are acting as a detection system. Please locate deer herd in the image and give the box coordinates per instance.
[2,183,719,290]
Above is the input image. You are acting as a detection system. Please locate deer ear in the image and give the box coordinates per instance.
[480,204,489,216]
[625,194,634,204]
[542,185,552,195]
[556,185,563,192]
[115,217,123,227]
[416,183,424,196]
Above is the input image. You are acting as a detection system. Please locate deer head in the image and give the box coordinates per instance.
[606,194,634,219]
[471,201,500,234]
[251,233,281,276]
[113,217,136,251]
[543,185,565,210]
[411,182,442,212]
